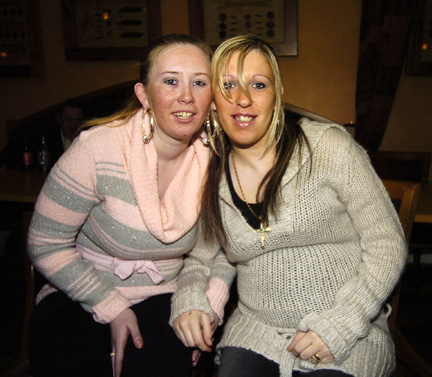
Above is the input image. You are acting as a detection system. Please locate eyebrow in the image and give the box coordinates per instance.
[223,73,272,81]
[160,71,210,77]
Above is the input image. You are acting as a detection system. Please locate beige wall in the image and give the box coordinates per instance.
[1,0,431,168]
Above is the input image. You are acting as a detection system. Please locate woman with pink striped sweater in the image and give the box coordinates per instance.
[27,34,235,377]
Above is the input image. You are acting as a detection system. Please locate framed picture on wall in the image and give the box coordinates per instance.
[61,0,161,61]
[0,0,44,77]
[406,0,432,75]
[189,0,298,56]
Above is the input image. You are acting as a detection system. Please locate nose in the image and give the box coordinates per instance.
[179,84,194,104]
[235,90,252,108]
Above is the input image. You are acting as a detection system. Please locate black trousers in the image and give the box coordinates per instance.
[218,347,354,377]
[28,292,192,377]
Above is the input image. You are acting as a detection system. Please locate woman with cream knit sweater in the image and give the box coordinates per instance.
[27,34,234,377]
[171,34,406,377]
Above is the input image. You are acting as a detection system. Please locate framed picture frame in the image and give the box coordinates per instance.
[0,0,44,77]
[61,0,161,61]
[189,0,298,56]
[406,0,432,75]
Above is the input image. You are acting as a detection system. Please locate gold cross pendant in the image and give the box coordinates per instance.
[256,222,271,249]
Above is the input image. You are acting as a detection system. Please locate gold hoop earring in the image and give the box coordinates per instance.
[200,117,211,145]
[203,111,223,152]
[141,108,154,144]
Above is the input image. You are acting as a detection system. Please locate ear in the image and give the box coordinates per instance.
[134,83,149,109]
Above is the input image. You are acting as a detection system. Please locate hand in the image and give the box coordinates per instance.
[173,310,215,352]
[190,313,220,367]
[110,308,143,377]
[287,331,334,364]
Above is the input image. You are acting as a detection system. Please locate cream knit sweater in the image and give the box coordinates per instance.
[171,119,407,377]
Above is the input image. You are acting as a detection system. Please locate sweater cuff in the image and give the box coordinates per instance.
[91,290,132,324]
[169,290,213,326]
[205,278,229,325]
[298,312,351,362]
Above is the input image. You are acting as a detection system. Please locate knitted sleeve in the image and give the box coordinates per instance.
[298,128,407,362]
[27,136,131,324]
[170,228,236,326]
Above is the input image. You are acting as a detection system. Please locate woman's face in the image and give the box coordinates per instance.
[146,44,212,143]
[214,49,276,150]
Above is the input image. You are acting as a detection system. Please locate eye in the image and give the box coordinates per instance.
[164,78,177,85]
[194,80,208,86]
[223,82,236,90]
[252,82,266,89]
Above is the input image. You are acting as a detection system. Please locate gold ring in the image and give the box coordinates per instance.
[110,352,116,357]
[311,353,321,363]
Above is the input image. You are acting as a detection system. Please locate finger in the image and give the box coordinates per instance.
[201,315,213,347]
[113,338,128,377]
[319,355,334,364]
[192,349,201,367]
[287,331,306,354]
[128,323,143,349]
[176,329,189,348]
[181,325,200,348]
[298,332,331,361]
[111,349,115,377]
[188,322,211,352]
[179,316,210,351]
[173,315,198,348]
[114,348,124,377]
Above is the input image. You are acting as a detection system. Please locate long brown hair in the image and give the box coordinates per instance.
[82,34,212,129]
[201,34,310,245]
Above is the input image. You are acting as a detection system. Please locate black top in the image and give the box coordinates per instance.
[226,160,263,230]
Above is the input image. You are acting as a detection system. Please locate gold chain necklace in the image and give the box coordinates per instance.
[231,150,271,249]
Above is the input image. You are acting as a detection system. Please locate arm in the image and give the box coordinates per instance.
[296,128,407,362]
[27,136,131,324]
[170,227,236,351]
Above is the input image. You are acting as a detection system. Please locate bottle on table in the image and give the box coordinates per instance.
[22,137,34,171]
[37,135,51,174]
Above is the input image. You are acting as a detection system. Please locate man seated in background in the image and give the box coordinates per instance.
[0,98,84,170]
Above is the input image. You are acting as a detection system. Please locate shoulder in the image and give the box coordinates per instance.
[78,122,121,143]
[299,118,355,154]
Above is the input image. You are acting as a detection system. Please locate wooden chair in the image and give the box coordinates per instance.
[381,179,432,377]
[369,151,432,275]
[370,152,431,184]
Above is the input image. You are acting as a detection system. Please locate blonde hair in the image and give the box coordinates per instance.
[83,34,212,129]
[201,34,310,245]
[210,33,285,151]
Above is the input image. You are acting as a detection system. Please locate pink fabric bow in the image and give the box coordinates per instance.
[111,258,164,284]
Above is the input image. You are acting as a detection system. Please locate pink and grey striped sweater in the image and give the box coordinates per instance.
[27,109,233,324]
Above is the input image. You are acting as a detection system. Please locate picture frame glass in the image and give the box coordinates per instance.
[203,0,285,46]
[190,0,298,57]
[74,0,150,48]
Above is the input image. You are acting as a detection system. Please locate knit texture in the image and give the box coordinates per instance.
[27,110,232,323]
[171,119,406,377]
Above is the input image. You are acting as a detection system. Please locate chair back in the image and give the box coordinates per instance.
[284,103,335,124]
[381,179,420,332]
[370,151,431,184]
[381,179,421,242]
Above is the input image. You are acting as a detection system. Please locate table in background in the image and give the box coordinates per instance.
[0,168,45,204]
